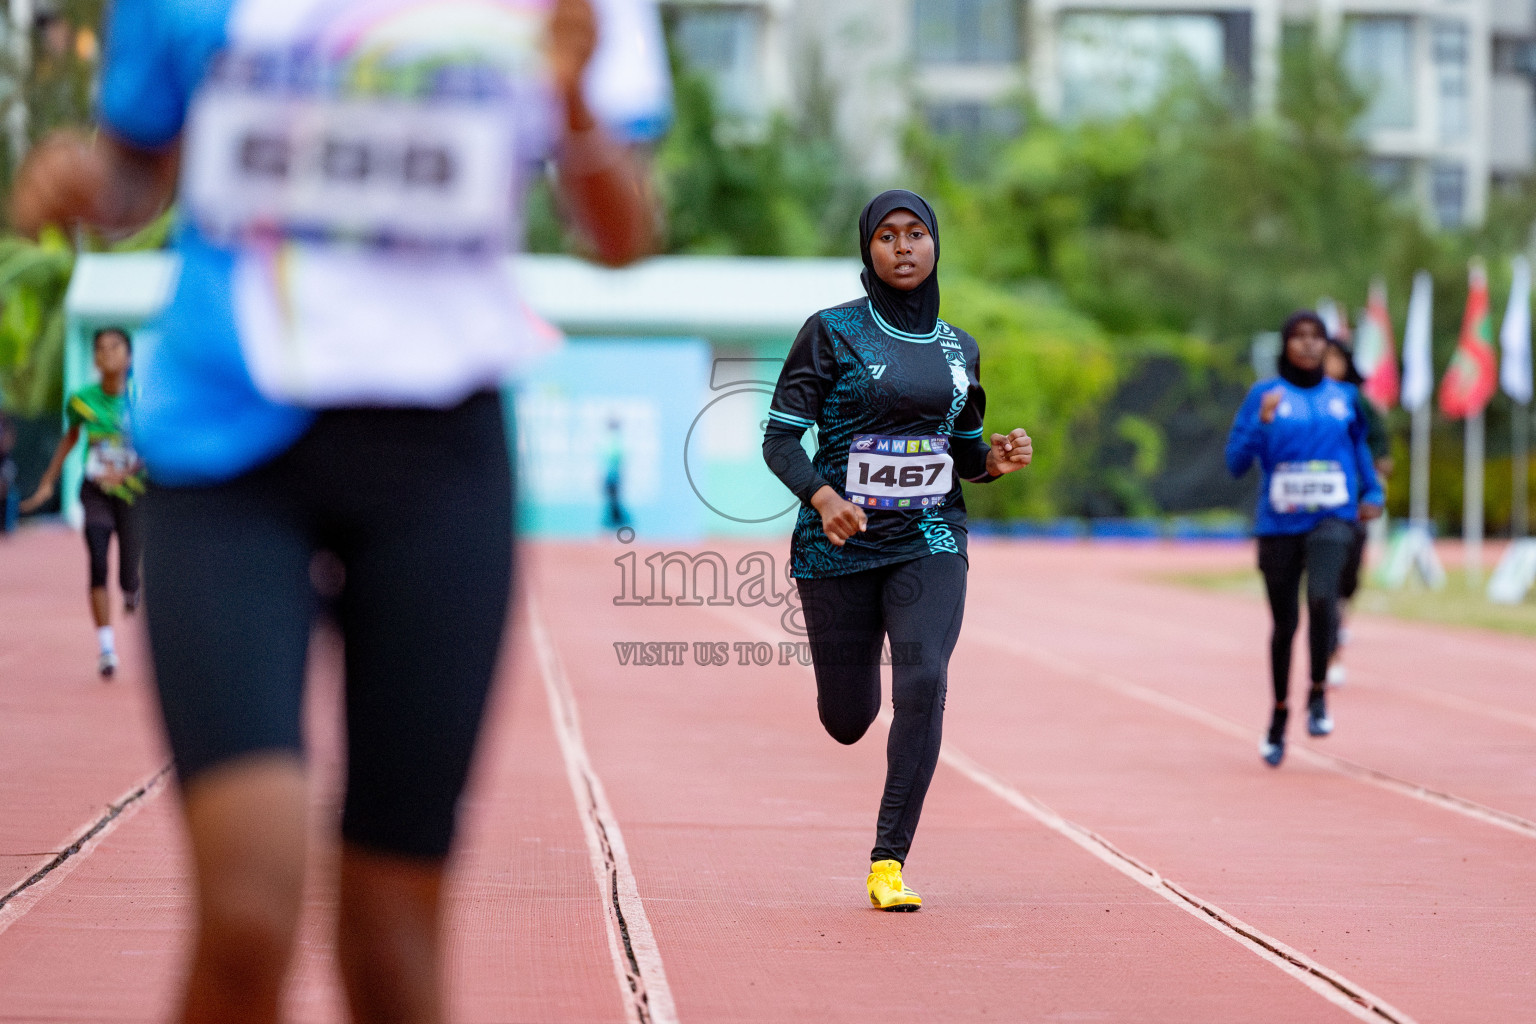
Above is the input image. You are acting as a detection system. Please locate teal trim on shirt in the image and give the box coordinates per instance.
[868,301,942,343]
[768,408,815,427]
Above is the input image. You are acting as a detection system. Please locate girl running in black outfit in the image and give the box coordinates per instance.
[763,190,1033,910]
[1225,313,1383,767]
[1322,336,1392,687]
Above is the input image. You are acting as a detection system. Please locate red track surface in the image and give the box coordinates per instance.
[2,526,1532,1022]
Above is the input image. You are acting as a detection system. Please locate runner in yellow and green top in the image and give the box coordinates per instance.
[22,327,144,677]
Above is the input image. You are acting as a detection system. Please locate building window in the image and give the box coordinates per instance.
[1057,12,1225,121]
[915,0,1020,64]
[924,101,1022,139]
[1342,16,1415,133]
[668,5,765,119]
[1367,156,1413,197]
[1432,160,1466,227]
[1433,19,1470,145]
[1493,37,1536,76]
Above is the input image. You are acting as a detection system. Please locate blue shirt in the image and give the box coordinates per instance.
[98,0,670,486]
[1226,377,1384,536]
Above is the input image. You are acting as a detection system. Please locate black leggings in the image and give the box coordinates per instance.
[1339,520,1369,601]
[144,392,513,860]
[796,553,967,866]
[81,480,142,593]
[1258,517,1355,704]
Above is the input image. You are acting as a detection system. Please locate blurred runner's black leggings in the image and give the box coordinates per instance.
[144,391,512,860]
[796,553,966,866]
[1257,517,1355,704]
[81,480,141,593]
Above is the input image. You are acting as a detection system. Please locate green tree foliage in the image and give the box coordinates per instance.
[910,40,1536,523]
[0,227,73,417]
[910,40,1434,347]
[0,212,171,418]
[653,72,865,257]
[939,277,1118,519]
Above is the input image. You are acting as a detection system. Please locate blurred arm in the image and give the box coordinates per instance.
[553,93,655,267]
[1351,396,1385,508]
[547,0,656,267]
[19,424,81,512]
[1224,388,1264,478]
[10,131,178,237]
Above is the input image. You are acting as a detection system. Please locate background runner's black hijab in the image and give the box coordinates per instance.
[859,189,941,336]
[1276,309,1327,389]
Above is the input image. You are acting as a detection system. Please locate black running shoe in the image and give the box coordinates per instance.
[1307,689,1334,737]
[1260,707,1289,767]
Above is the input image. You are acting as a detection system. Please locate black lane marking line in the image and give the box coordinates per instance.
[708,604,1418,1023]
[581,773,653,1024]
[982,631,1536,842]
[1299,747,1536,838]
[1063,819,1413,1024]
[0,763,172,914]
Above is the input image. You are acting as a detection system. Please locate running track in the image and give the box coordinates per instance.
[2,527,1532,1022]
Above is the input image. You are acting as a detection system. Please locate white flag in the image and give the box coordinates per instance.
[1401,270,1435,412]
[1501,255,1532,404]
[1317,297,1345,340]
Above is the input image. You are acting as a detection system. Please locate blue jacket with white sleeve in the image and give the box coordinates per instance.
[1225,377,1384,537]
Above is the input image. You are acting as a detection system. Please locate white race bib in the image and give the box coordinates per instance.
[845,435,953,510]
[1270,461,1349,514]
[85,439,137,482]
[180,15,552,407]
[182,54,517,255]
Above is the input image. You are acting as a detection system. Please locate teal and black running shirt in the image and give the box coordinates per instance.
[763,298,995,579]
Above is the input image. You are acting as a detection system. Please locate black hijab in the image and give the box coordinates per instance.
[859,189,941,337]
[1325,335,1365,385]
[1277,310,1327,389]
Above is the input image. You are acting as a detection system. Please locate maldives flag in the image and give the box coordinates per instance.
[1355,278,1400,410]
[1438,261,1498,419]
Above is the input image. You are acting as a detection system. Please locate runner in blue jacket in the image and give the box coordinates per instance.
[1226,311,1383,767]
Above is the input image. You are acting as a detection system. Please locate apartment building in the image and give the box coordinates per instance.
[661,0,1536,226]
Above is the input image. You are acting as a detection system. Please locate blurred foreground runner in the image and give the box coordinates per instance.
[1226,312,1383,768]
[1322,335,1392,688]
[20,326,145,678]
[0,411,17,533]
[763,189,1033,911]
[10,0,666,1021]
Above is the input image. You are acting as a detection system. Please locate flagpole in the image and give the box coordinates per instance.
[1411,402,1431,528]
[1517,402,1531,539]
[1465,410,1484,581]
[1490,250,1536,602]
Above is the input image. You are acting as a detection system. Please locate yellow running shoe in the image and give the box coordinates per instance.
[866,859,922,911]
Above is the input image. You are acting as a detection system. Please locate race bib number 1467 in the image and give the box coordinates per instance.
[845,434,953,510]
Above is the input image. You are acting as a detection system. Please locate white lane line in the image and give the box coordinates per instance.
[708,605,1419,1024]
[967,632,1536,841]
[528,595,679,1024]
[1352,674,1536,735]
[0,764,171,937]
